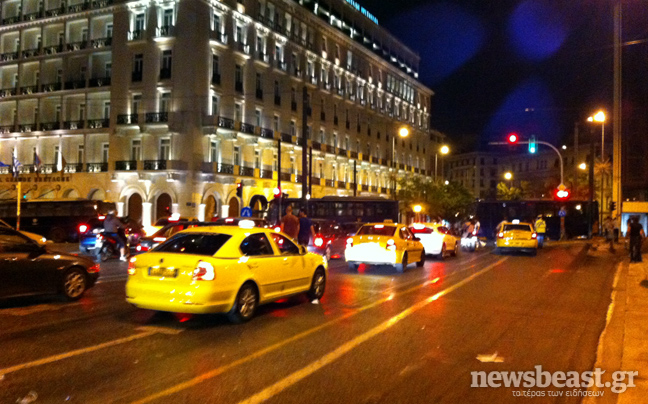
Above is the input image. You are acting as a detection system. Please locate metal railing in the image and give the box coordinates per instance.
[117,114,138,125]
[144,160,167,170]
[145,112,168,123]
[87,162,108,172]
[115,160,137,171]
[239,166,254,177]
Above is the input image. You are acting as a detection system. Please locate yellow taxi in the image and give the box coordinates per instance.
[125,225,328,323]
[495,220,538,256]
[345,222,425,272]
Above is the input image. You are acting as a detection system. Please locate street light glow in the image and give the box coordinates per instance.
[579,163,587,170]
[440,145,450,155]
[504,172,513,180]
[398,127,409,138]
[562,145,567,150]
[413,205,422,213]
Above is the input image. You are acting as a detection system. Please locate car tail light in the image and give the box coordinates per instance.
[128,257,137,275]
[87,263,100,273]
[531,233,537,239]
[386,239,396,251]
[98,215,105,220]
[78,224,88,233]
[274,226,281,232]
[153,237,167,243]
[314,236,324,247]
[346,237,353,247]
[498,232,504,239]
[193,261,215,281]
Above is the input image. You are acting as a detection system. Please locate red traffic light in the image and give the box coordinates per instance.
[507,133,519,144]
[273,187,281,197]
[554,188,571,200]
[237,182,242,189]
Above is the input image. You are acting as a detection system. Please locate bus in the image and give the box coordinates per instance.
[0,199,117,242]
[475,200,598,240]
[269,196,399,225]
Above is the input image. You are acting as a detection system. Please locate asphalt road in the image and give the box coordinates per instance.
[0,243,619,404]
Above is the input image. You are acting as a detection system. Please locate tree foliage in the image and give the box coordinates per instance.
[397,177,474,220]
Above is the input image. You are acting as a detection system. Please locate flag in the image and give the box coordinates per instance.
[12,149,21,178]
[34,152,42,169]
[0,161,8,167]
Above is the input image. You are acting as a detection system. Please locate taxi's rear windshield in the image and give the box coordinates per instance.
[503,224,533,232]
[153,233,231,256]
[357,225,396,236]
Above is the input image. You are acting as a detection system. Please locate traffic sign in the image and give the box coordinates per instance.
[241,207,253,217]
[559,207,567,217]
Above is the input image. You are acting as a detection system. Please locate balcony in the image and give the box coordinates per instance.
[337,182,345,189]
[2,16,21,24]
[240,122,255,135]
[217,163,234,174]
[24,11,43,20]
[155,25,175,38]
[115,160,137,171]
[381,187,388,194]
[159,68,172,80]
[280,133,292,143]
[256,52,270,63]
[337,148,347,157]
[275,59,287,71]
[88,118,109,128]
[64,80,86,90]
[63,120,85,130]
[362,184,369,191]
[260,169,273,179]
[325,179,334,187]
[19,124,35,132]
[209,30,228,45]
[92,0,113,8]
[21,48,41,58]
[255,88,263,100]
[128,30,146,41]
[145,112,168,123]
[117,114,138,125]
[0,51,18,61]
[234,42,250,54]
[45,6,66,16]
[144,160,167,170]
[40,122,61,131]
[91,37,112,48]
[89,77,111,87]
[350,151,358,159]
[240,166,254,177]
[259,127,274,139]
[20,85,39,95]
[0,124,15,134]
[37,164,56,174]
[43,45,63,54]
[87,162,108,172]
[211,73,221,85]
[217,116,235,130]
[280,172,291,182]
[68,2,90,13]
[64,163,84,173]
[66,41,87,51]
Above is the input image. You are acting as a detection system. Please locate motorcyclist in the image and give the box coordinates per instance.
[104,210,127,261]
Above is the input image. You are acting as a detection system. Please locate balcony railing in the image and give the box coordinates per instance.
[64,163,84,173]
[21,48,41,58]
[144,160,167,170]
[350,151,358,159]
[63,120,85,130]
[333,116,338,125]
[320,111,325,121]
[275,59,287,71]
[291,101,297,111]
[128,30,146,41]
[325,179,334,187]
[217,116,235,130]
[337,182,346,189]
[259,127,274,139]
[155,25,175,37]
[20,85,38,95]
[255,88,263,100]
[260,169,273,179]
[256,52,270,63]
[117,114,138,125]
[87,162,108,172]
[40,122,60,131]
[115,160,137,171]
[43,45,63,54]
[68,2,90,13]
[92,0,113,8]
[362,184,369,191]
[19,124,35,132]
[24,11,43,20]
[38,164,57,174]
[45,6,66,16]
[217,163,234,174]
[91,37,112,48]
[0,125,15,134]
[145,112,168,123]
[280,172,291,182]
[274,95,281,106]
[66,41,87,51]
[41,83,62,92]
[281,133,292,143]
[0,51,18,61]
[88,118,109,128]
[89,76,111,87]
[211,73,221,85]
[132,71,143,82]
[209,30,227,44]
[337,148,347,157]
[2,16,21,24]
[235,81,243,92]
[64,80,86,90]
[381,187,388,194]
[234,42,250,54]
[240,122,255,134]
[239,166,254,177]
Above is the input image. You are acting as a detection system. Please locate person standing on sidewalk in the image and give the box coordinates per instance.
[534,215,547,248]
[627,216,645,263]
[605,216,616,252]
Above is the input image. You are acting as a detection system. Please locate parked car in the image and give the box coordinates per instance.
[0,227,99,300]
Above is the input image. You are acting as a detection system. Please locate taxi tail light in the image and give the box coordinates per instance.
[274,226,281,232]
[127,257,137,275]
[531,232,538,239]
[346,237,353,247]
[386,239,396,251]
[78,224,88,234]
[314,236,324,247]
[193,261,215,281]
[87,263,100,274]
[498,232,504,239]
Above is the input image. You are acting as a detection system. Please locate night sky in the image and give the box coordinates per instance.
[361,0,647,153]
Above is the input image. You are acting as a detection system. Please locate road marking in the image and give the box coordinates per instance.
[130,257,507,404]
[0,302,82,316]
[0,326,183,376]
[236,258,507,404]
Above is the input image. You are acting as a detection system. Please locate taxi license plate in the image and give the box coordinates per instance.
[148,267,178,278]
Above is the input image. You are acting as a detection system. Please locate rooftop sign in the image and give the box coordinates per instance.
[344,0,378,25]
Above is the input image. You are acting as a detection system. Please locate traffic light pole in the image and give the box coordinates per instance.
[489,140,564,186]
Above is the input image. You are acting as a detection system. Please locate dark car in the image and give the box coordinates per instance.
[133,221,214,254]
[78,217,144,254]
[212,217,270,228]
[0,227,99,301]
[307,219,347,260]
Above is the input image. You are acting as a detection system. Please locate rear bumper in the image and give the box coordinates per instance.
[345,246,397,265]
[125,280,235,314]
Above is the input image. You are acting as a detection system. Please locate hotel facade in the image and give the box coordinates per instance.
[0,0,437,226]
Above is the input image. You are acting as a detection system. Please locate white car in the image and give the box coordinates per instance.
[409,223,460,259]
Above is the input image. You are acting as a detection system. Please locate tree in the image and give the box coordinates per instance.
[397,177,474,220]
[496,182,522,200]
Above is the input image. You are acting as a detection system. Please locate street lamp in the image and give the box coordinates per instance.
[392,126,409,199]
[504,171,513,188]
[413,204,422,223]
[435,145,450,182]
[588,110,606,234]
[579,162,587,170]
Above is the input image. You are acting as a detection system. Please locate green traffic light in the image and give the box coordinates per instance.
[529,136,537,154]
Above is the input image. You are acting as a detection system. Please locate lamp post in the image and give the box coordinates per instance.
[392,126,409,199]
[504,171,513,188]
[435,145,449,183]
[588,110,606,234]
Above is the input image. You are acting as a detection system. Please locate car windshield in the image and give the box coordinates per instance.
[357,225,397,236]
[503,224,533,232]
[152,233,231,256]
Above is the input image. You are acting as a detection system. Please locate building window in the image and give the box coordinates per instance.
[77,144,84,164]
[210,140,218,163]
[160,92,170,113]
[273,115,280,131]
[159,138,171,160]
[233,146,240,166]
[235,103,242,121]
[54,146,60,166]
[212,54,220,84]
[103,101,110,119]
[254,150,261,169]
[211,95,220,116]
[135,13,145,32]
[133,54,143,82]
[131,139,141,160]
[273,151,278,171]
[101,143,109,163]
[256,73,263,99]
[132,94,141,115]
[235,64,243,92]
[163,8,174,29]
[255,109,262,127]
[161,50,172,79]
[290,120,296,136]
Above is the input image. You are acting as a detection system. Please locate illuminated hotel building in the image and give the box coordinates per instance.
[0,0,437,225]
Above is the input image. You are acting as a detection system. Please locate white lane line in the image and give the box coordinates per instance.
[0,326,183,376]
[237,258,508,404]
[0,302,82,316]
[130,256,507,404]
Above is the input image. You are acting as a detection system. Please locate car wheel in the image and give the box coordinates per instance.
[395,253,407,273]
[227,283,259,323]
[417,250,425,267]
[61,267,87,301]
[348,262,359,272]
[325,246,332,261]
[438,243,447,260]
[451,242,459,257]
[99,245,111,262]
[307,268,326,301]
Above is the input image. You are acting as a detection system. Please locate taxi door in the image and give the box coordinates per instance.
[269,233,309,294]
[401,227,422,262]
[239,233,288,301]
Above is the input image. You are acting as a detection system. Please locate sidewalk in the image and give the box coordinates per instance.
[585,249,648,403]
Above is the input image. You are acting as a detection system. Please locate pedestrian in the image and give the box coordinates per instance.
[297,208,316,247]
[104,210,127,261]
[495,216,508,236]
[627,216,644,262]
[281,205,300,240]
[534,215,547,248]
[604,216,616,252]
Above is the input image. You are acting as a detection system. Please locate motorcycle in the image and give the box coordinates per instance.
[461,230,480,252]
[95,230,129,262]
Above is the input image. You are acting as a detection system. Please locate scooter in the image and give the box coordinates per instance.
[95,230,128,262]
[461,231,480,252]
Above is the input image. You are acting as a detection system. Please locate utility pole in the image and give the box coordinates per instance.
[301,86,309,203]
[277,137,282,223]
[353,160,357,197]
[573,122,579,190]
[612,1,623,223]
[589,127,596,237]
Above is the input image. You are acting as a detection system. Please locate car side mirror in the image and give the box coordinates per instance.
[299,245,307,255]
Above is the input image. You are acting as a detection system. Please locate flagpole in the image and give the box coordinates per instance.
[16,182,21,231]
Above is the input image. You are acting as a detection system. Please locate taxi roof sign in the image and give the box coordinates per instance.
[512,219,520,224]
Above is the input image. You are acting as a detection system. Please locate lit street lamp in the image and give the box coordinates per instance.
[435,145,450,183]
[413,204,422,223]
[392,126,409,199]
[579,162,587,170]
[588,110,607,234]
[504,171,513,188]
